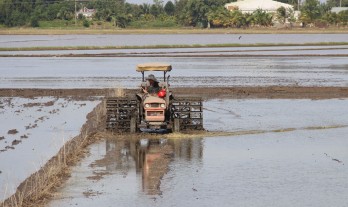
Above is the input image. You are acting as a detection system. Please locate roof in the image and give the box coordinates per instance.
[136,62,172,72]
[225,0,293,12]
[331,7,348,13]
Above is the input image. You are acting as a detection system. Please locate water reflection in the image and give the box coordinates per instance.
[96,137,203,195]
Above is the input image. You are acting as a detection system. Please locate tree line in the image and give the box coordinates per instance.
[0,0,347,28]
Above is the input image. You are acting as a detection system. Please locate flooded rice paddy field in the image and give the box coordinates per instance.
[0,96,100,201]
[48,98,348,207]
[1,34,348,48]
[1,33,348,206]
[1,34,347,89]
[1,55,347,88]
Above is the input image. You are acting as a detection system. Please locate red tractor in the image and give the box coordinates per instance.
[106,62,203,133]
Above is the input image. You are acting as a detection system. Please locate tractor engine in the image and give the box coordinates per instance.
[143,96,166,122]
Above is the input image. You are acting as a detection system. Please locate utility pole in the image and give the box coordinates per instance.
[75,0,77,26]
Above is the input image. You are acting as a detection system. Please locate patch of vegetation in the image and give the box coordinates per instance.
[129,19,179,28]
[83,19,90,27]
[39,20,77,28]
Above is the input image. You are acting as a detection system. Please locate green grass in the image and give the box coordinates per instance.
[39,20,77,28]
[30,20,116,29]
[1,42,348,51]
[128,20,179,29]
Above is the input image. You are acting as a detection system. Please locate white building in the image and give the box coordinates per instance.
[76,7,96,18]
[331,7,348,13]
[225,0,293,13]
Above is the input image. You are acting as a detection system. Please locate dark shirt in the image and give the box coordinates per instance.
[147,82,160,94]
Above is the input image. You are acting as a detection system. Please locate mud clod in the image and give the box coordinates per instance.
[20,134,29,139]
[8,129,19,134]
[332,158,342,163]
[0,136,4,141]
[23,103,42,108]
[82,189,102,198]
[5,146,15,150]
[26,123,38,130]
[44,101,55,107]
[12,139,22,145]
[86,171,111,181]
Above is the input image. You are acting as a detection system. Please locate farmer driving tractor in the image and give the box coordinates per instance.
[142,74,160,94]
[142,74,167,98]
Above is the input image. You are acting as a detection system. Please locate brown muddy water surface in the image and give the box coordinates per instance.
[47,98,348,207]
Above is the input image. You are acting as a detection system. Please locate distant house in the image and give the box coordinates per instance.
[76,7,96,18]
[225,0,293,13]
[331,7,348,13]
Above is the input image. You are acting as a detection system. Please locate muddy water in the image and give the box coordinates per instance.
[1,34,348,48]
[1,55,347,88]
[204,99,348,132]
[48,99,348,207]
[0,97,100,201]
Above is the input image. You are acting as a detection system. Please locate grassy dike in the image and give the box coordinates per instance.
[0,27,348,35]
[1,42,348,52]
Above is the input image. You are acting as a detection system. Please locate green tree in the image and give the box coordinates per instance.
[115,14,130,28]
[276,6,287,24]
[322,11,338,25]
[150,4,162,17]
[251,9,273,26]
[30,14,39,27]
[174,0,188,17]
[0,0,34,26]
[300,0,321,23]
[177,0,234,28]
[140,3,151,14]
[125,3,142,20]
[207,6,231,27]
[45,3,61,20]
[337,10,348,25]
[181,0,209,27]
[164,1,175,16]
[276,6,295,25]
[83,19,90,27]
[232,10,248,27]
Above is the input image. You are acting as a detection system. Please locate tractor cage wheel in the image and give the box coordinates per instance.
[106,97,139,132]
[171,97,203,131]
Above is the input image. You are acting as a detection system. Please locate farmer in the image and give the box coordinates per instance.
[143,74,160,94]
